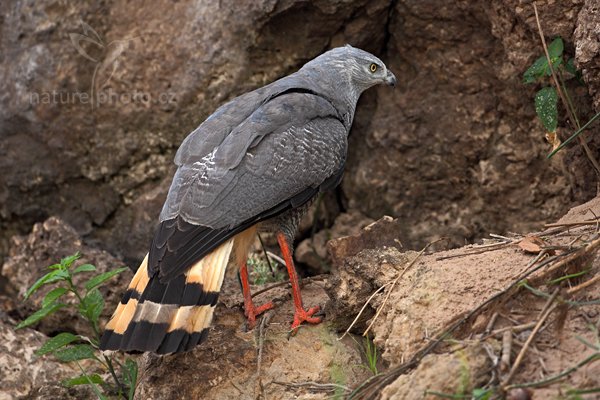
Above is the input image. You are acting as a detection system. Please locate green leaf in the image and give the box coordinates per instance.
[565,57,577,75]
[84,267,128,292]
[15,302,66,329]
[535,86,558,132]
[42,287,69,308]
[54,344,96,362]
[24,269,70,300]
[36,332,79,356]
[62,373,104,387]
[121,358,138,400]
[523,38,563,84]
[73,263,96,274]
[523,56,548,83]
[548,37,564,59]
[79,289,104,324]
[61,253,81,268]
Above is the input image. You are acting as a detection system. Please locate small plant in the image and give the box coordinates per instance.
[248,255,285,285]
[523,36,600,161]
[351,334,379,376]
[362,335,379,376]
[15,253,136,400]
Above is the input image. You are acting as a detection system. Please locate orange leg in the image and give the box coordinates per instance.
[240,262,274,329]
[277,232,322,333]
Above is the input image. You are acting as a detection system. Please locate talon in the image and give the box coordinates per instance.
[290,305,322,334]
[244,300,275,329]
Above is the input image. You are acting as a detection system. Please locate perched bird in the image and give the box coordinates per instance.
[100,45,396,354]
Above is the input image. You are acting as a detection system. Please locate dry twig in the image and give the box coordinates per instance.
[567,274,600,295]
[500,330,513,373]
[501,289,559,388]
[255,311,273,400]
[436,240,516,260]
[249,274,327,300]
[544,220,600,228]
[272,380,350,394]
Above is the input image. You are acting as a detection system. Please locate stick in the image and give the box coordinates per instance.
[567,275,600,295]
[500,330,512,373]
[266,251,285,267]
[506,352,600,389]
[436,241,515,261]
[530,236,600,283]
[544,220,599,228]
[249,274,327,300]
[488,322,537,338]
[255,311,272,400]
[501,289,559,387]
[272,380,350,393]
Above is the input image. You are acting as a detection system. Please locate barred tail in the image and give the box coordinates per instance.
[100,239,234,354]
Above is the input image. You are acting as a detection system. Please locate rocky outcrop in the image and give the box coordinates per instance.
[326,197,600,398]
[0,312,92,399]
[1,0,599,267]
[1,217,130,336]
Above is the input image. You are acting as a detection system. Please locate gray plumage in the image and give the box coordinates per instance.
[161,46,395,231]
[152,45,396,281]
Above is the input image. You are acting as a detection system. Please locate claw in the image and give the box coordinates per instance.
[245,300,275,329]
[290,305,322,334]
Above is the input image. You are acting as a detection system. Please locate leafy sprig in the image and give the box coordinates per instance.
[523,37,600,158]
[16,252,135,399]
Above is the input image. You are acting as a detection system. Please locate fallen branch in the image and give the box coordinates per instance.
[488,322,537,338]
[500,330,512,373]
[338,282,390,341]
[529,236,600,285]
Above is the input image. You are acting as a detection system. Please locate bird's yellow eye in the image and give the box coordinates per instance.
[369,63,378,73]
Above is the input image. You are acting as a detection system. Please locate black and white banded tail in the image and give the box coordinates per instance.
[100,239,233,354]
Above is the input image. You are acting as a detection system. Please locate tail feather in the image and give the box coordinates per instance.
[100,239,234,354]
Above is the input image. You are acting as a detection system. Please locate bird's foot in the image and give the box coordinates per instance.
[290,305,322,335]
[244,301,275,330]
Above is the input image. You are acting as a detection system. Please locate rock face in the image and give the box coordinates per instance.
[1,0,599,265]
[326,198,600,399]
[0,312,92,400]
[1,217,130,337]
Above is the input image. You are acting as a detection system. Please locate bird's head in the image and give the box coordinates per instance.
[302,45,397,95]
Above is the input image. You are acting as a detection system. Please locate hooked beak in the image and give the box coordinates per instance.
[384,70,397,87]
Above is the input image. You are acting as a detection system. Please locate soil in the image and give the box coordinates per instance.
[2,0,599,266]
[2,197,600,399]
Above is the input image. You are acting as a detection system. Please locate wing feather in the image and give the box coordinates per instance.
[152,90,348,282]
